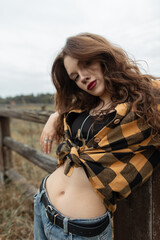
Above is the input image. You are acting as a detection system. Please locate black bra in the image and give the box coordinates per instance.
[70,111,115,146]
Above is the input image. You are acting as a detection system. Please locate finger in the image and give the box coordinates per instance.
[42,138,53,154]
[40,136,47,152]
[43,141,49,154]
[47,141,52,154]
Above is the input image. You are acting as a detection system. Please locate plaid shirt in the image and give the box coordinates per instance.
[56,85,160,213]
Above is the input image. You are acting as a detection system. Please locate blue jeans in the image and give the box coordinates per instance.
[34,176,112,240]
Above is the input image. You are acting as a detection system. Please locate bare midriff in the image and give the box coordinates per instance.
[46,163,106,219]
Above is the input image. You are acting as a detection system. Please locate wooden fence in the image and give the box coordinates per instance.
[0,108,160,240]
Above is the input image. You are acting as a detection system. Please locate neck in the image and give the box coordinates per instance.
[89,98,113,116]
[100,93,111,106]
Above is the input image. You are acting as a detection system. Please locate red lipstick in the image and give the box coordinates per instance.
[87,80,97,90]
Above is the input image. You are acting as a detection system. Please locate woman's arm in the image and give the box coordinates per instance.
[40,111,59,154]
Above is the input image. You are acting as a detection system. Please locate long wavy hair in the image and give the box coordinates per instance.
[51,33,160,141]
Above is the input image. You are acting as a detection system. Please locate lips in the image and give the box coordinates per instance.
[87,80,97,90]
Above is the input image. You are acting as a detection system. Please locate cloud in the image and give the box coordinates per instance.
[0,0,159,97]
[0,67,55,97]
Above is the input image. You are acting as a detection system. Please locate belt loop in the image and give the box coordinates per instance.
[39,189,45,202]
[39,175,50,202]
[69,232,73,240]
[63,217,68,234]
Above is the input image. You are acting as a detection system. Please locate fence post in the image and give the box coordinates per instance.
[114,178,153,239]
[114,164,160,240]
[153,166,160,240]
[0,118,4,185]
[0,117,12,185]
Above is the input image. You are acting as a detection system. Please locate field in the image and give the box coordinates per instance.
[0,104,115,240]
[0,104,56,240]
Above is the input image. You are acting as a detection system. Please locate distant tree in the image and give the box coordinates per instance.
[0,93,54,104]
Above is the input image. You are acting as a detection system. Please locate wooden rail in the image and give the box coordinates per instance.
[0,107,160,239]
[0,108,57,198]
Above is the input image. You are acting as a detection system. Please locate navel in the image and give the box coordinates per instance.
[59,191,65,195]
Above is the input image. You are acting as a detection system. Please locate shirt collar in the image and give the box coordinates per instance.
[66,102,131,119]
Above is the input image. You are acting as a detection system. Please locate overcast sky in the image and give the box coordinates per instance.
[0,0,159,98]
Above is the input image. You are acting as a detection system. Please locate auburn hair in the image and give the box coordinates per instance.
[51,33,160,141]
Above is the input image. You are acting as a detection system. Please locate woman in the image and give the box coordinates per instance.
[34,33,160,240]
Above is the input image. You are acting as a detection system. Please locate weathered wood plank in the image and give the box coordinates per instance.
[0,118,4,185]
[0,108,52,123]
[1,117,12,168]
[3,136,57,173]
[153,165,160,240]
[3,146,12,170]
[0,117,12,185]
[5,168,37,198]
[114,178,152,240]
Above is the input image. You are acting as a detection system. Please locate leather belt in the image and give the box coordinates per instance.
[40,180,110,237]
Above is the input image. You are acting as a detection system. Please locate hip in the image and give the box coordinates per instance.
[34,176,112,239]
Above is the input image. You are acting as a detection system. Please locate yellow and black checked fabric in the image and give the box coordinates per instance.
[56,90,160,213]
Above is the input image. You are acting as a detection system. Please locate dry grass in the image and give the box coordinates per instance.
[0,104,114,239]
[0,182,34,240]
[0,104,56,240]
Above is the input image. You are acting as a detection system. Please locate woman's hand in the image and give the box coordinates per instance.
[40,112,59,154]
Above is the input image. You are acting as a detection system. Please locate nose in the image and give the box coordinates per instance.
[78,69,90,83]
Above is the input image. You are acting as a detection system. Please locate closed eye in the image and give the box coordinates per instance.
[72,75,79,82]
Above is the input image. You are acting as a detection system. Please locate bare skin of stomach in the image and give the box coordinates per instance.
[46,164,106,219]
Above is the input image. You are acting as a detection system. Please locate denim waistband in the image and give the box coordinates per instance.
[39,175,111,224]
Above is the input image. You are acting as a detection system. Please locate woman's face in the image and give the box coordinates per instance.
[64,55,110,102]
